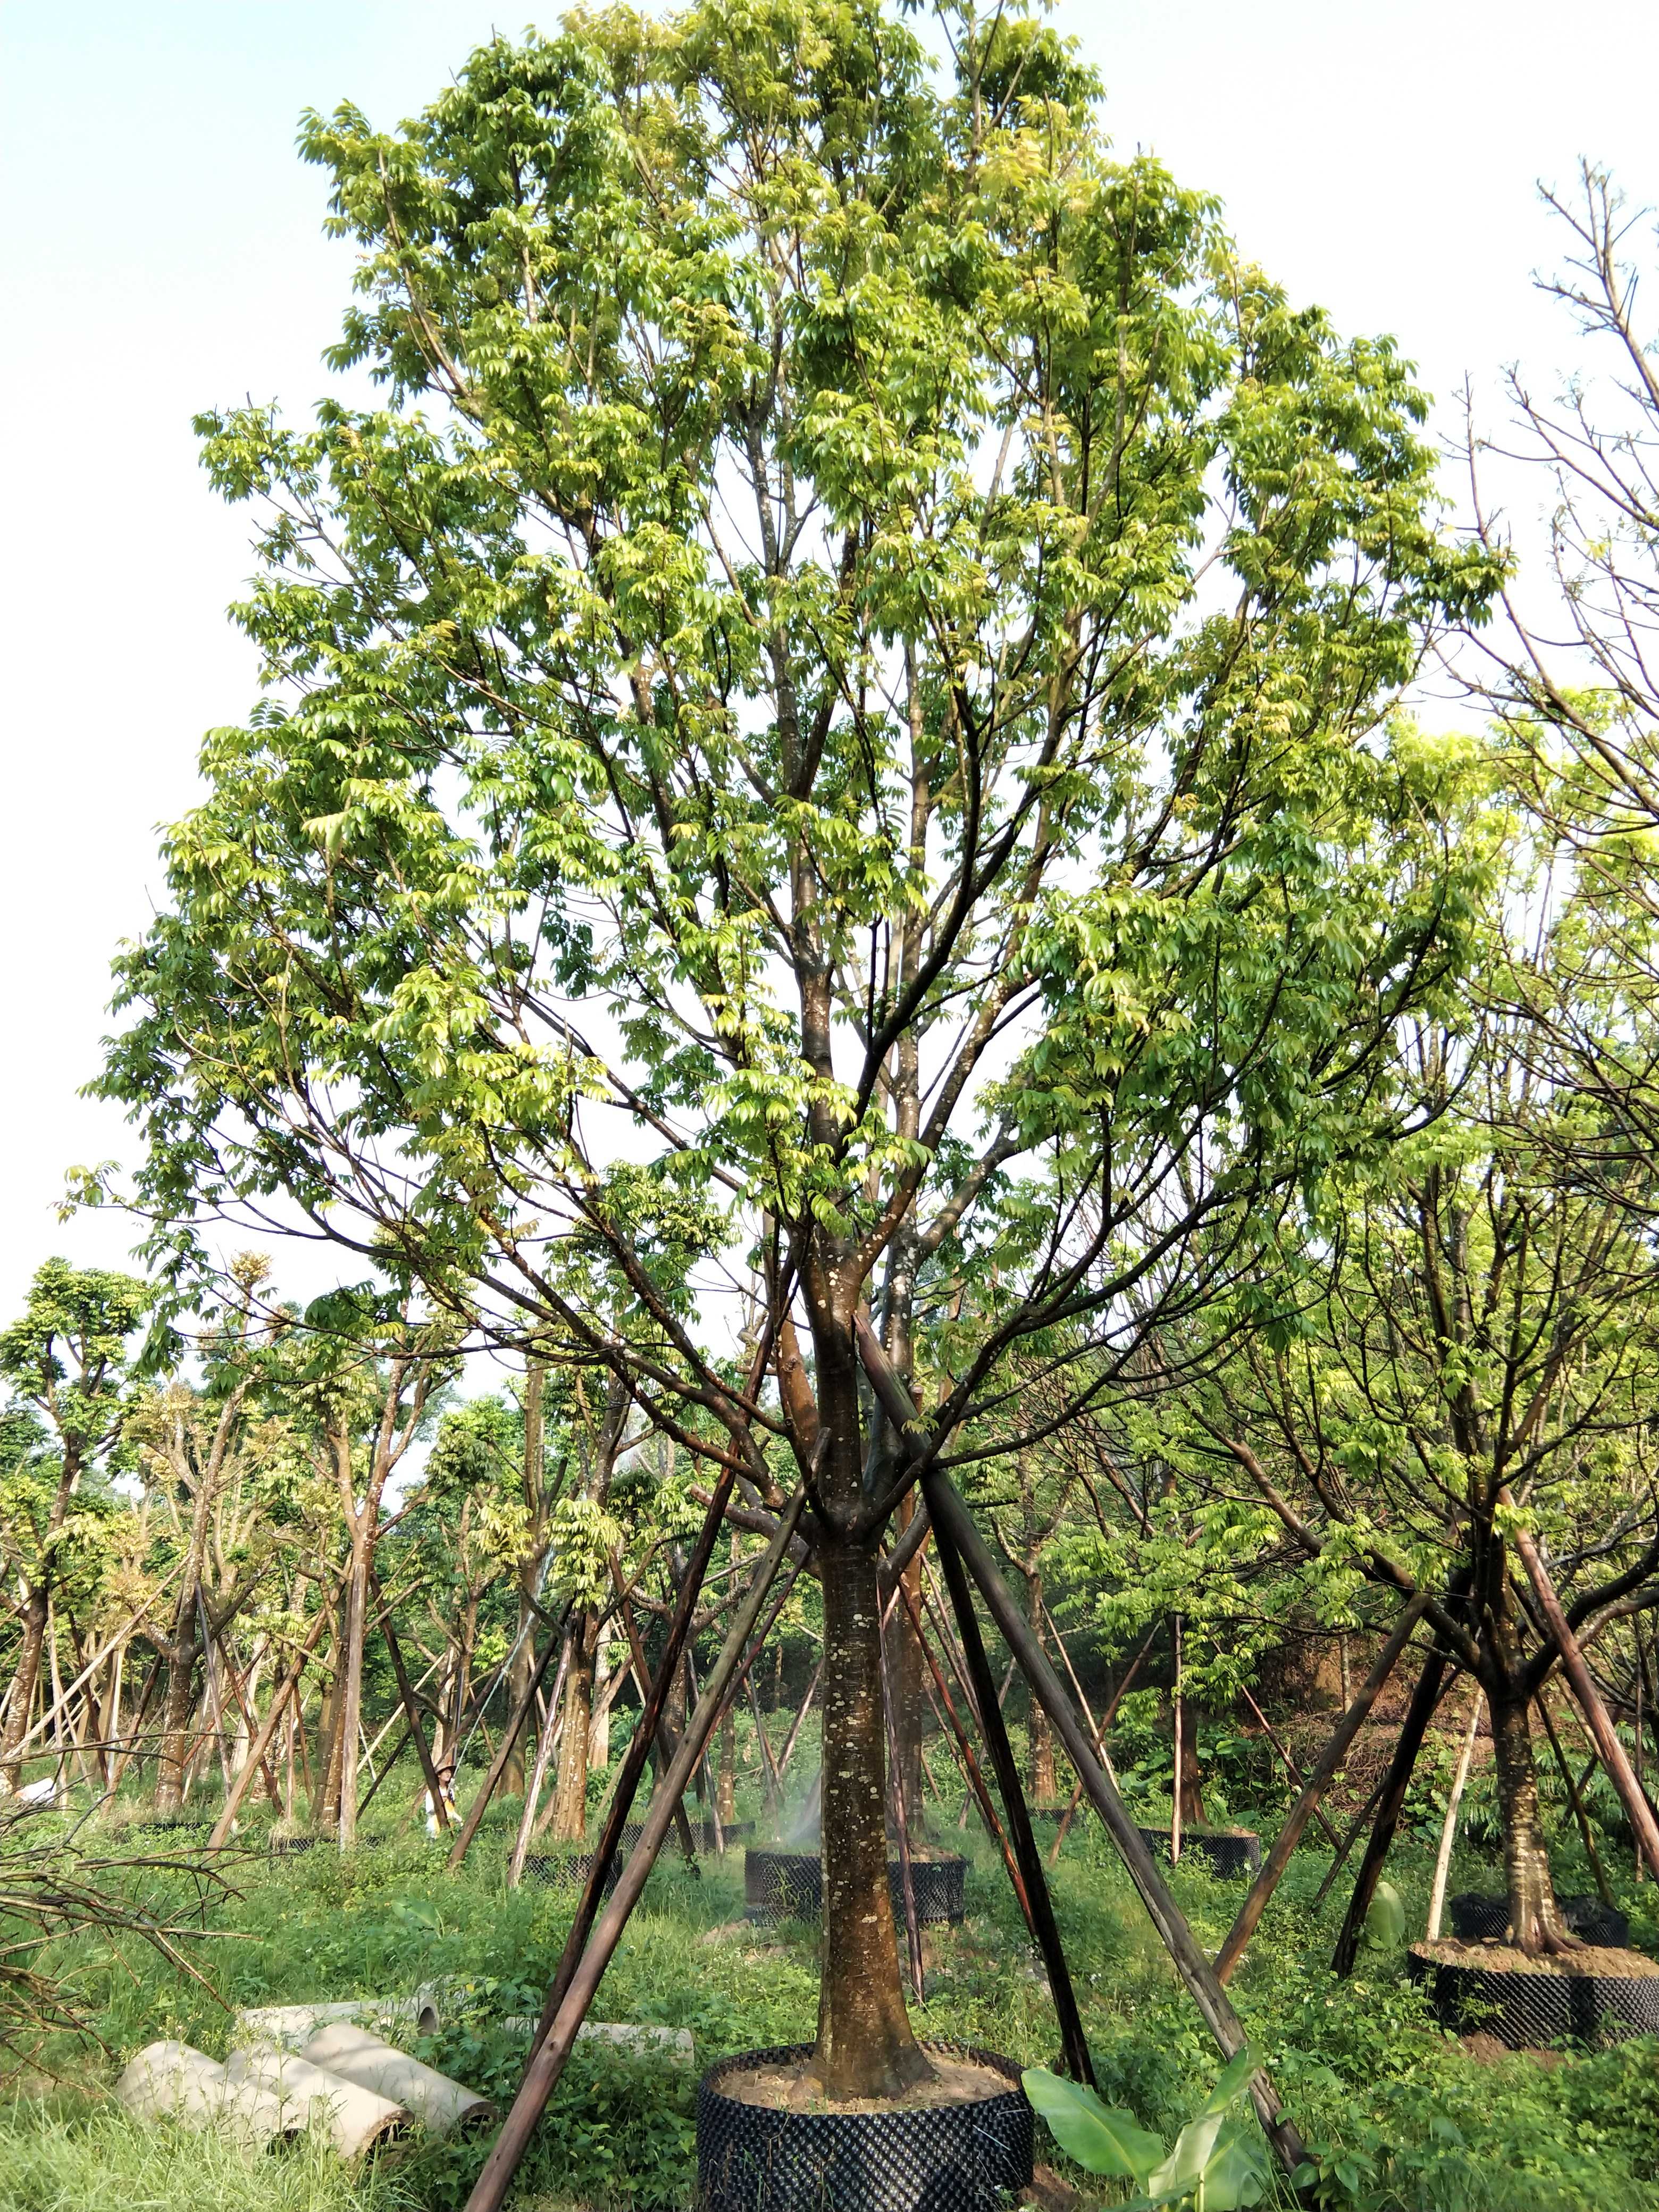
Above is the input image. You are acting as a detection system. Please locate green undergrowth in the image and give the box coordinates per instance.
[1,1788,1656,2210]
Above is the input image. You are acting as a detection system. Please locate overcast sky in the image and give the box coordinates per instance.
[2,0,1656,1321]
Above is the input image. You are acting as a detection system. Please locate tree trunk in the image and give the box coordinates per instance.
[814,1530,925,2098]
[718,1704,737,1823]
[336,1533,372,1847]
[154,1628,199,1817]
[552,1615,596,1844]
[588,1618,614,1772]
[1490,1682,1571,1953]
[1,1589,49,1788]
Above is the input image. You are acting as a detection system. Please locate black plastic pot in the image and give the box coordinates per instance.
[522,1850,623,1894]
[1447,1891,1631,1948]
[1407,1942,1659,2047]
[743,1849,968,1926]
[697,2041,1033,2212]
[1136,1824,1262,1879]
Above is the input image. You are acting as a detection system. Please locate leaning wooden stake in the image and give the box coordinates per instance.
[1505,1498,1659,1880]
[463,1489,806,2212]
[923,1459,1308,2173]
[1535,1692,1616,1907]
[929,1495,1095,2087]
[370,1569,451,1832]
[1331,1643,1448,1976]
[1216,1596,1427,1984]
[898,1576,1033,1926]
[445,1609,572,1870]
[853,1313,1304,2173]
[208,1569,350,1849]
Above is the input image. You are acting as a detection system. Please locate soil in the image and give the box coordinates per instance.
[1413,1938,1659,1979]
[1461,2032,1570,2070]
[717,2051,1012,2115]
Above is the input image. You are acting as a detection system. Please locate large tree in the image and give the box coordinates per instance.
[99,0,1492,2096]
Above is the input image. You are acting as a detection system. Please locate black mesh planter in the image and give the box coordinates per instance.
[1136,1824,1262,1880]
[522,1850,623,1894]
[1407,1942,1659,2047]
[697,2041,1032,2212]
[743,1850,967,1927]
[1447,1892,1631,1948]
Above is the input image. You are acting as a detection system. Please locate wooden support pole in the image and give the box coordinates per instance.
[898,1575,1033,1928]
[1505,1499,1659,1880]
[1330,1644,1448,1977]
[1536,1691,1615,1908]
[1216,1597,1427,1984]
[929,1497,1095,2085]
[1237,1685,1340,1849]
[208,1569,350,1850]
[775,1657,821,1779]
[370,1570,451,1831]
[1427,1691,1483,1940]
[853,1316,1304,2172]
[462,1489,805,2212]
[446,1608,572,1871]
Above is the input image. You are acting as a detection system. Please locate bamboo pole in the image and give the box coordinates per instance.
[1426,1691,1483,1940]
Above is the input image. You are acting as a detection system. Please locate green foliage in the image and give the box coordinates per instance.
[1024,2047,1267,2209]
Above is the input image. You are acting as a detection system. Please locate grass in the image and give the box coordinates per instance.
[2,1777,1657,2210]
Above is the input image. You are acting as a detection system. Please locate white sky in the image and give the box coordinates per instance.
[2,0,1656,1322]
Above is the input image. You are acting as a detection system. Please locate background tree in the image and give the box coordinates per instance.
[0,1262,149,1789]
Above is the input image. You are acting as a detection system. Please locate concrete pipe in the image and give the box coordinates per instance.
[222,2040,409,2157]
[113,2040,291,2146]
[300,2023,493,2136]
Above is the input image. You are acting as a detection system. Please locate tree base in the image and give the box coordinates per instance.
[697,2041,1032,2211]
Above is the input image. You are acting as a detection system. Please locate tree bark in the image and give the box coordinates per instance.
[1,1590,48,1788]
[552,1614,596,1844]
[153,1624,200,1818]
[814,1529,925,2097]
[1490,1682,1572,1951]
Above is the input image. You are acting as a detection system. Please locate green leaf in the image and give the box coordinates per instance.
[1364,1878,1406,1949]
[1197,2044,1257,2117]
[1020,2068,1166,2184]
[1147,2108,1227,2203]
